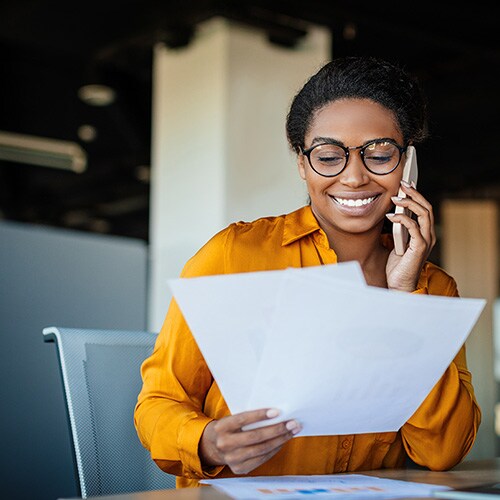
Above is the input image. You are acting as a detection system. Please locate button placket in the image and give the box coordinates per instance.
[338,436,353,471]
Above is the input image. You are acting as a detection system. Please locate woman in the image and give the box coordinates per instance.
[134,56,481,487]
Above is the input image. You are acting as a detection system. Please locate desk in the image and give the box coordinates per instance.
[65,458,500,500]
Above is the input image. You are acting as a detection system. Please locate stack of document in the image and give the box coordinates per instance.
[169,262,485,436]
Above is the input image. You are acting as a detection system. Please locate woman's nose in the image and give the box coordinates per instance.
[338,153,370,187]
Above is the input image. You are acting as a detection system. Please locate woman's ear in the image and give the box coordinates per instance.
[298,154,307,180]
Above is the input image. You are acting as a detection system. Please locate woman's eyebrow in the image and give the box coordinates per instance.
[309,136,399,147]
[309,136,344,147]
[364,137,398,145]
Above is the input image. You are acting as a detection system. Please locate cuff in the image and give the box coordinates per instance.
[178,412,226,479]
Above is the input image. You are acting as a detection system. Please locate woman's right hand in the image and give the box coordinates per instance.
[199,408,302,475]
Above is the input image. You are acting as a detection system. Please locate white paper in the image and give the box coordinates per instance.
[168,262,365,414]
[248,273,485,435]
[201,474,451,500]
[169,262,485,435]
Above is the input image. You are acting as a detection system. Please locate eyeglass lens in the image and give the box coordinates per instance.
[309,141,401,176]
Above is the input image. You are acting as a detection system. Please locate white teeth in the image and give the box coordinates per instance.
[334,196,376,207]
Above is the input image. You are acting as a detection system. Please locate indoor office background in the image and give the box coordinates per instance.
[0,1,499,499]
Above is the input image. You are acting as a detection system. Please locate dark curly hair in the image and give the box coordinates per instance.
[286,56,428,154]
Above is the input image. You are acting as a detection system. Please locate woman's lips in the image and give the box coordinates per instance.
[333,195,377,207]
[329,194,382,215]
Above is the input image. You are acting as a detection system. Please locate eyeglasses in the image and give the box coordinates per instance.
[301,139,407,177]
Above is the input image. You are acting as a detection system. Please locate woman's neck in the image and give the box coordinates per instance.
[324,223,390,288]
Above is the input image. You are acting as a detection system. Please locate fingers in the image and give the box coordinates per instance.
[389,182,436,252]
[217,408,281,433]
[390,198,430,248]
[399,182,436,247]
[385,182,436,291]
[216,417,300,449]
[201,409,302,475]
[222,424,300,475]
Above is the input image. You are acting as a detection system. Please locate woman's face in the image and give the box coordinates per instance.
[298,98,405,238]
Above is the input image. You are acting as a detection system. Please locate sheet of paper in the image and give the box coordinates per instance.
[169,261,485,434]
[247,273,486,435]
[201,474,451,500]
[168,262,366,414]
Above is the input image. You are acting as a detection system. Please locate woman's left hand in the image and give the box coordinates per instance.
[385,181,436,292]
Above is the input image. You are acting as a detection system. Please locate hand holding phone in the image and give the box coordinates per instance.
[392,146,418,256]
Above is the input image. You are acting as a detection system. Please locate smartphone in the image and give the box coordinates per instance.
[392,146,418,256]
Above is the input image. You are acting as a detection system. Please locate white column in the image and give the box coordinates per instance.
[149,18,331,331]
[441,199,498,459]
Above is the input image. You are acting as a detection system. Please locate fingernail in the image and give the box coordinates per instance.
[411,181,416,188]
[266,408,280,418]
[286,420,302,435]
[386,213,395,218]
[401,180,411,187]
[391,196,403,202]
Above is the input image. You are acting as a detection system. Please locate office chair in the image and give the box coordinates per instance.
[43,327,176,498]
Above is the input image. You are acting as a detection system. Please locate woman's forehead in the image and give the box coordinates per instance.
[306,98,402,143]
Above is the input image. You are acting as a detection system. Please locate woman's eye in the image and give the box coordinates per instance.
[318,155,341,162]
[365,154,392,164]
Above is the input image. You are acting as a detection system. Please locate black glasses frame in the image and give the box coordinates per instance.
[301,139,407,177]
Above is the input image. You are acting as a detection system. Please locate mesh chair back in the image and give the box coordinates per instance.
[43,327,176,498]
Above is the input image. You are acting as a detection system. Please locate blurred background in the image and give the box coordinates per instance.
[1,0,499,244]
[1,1,499,499]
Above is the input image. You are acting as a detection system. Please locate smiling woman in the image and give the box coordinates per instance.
[298,99,406,273]
[134,56,481,487]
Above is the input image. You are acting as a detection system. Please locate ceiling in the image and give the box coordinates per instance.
[0,0,499,242]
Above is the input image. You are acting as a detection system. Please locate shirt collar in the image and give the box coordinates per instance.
[282,205,322,246]
[283,208,407,253]
[282,209,428,289]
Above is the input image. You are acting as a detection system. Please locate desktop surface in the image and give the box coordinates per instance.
[61,458,500,500]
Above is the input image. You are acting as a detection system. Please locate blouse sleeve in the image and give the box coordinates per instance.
[400,266,482,470]
[134,227,232,479]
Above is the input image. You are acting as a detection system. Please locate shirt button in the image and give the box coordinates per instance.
[342,439,350,449]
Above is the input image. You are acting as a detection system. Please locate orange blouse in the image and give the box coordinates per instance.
[134,205,481,488]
